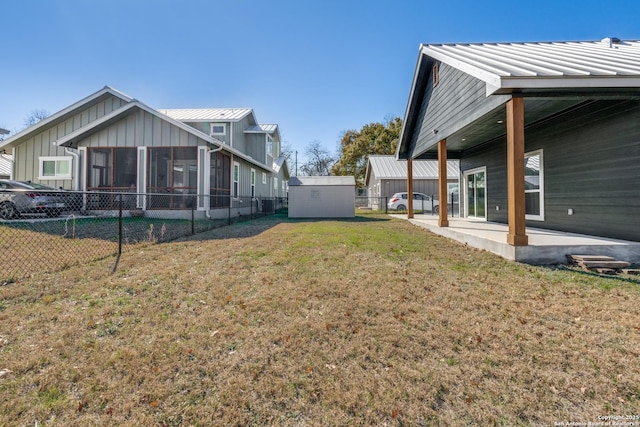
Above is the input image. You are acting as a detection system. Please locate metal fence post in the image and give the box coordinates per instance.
[385,197,388,214]
[118,193,123,255]
[191,202,195,235]
[228,197,232,225]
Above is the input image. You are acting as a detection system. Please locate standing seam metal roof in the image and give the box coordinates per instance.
[422,39,640,96]
[424,39,640,78]
[368,156,458,180]
[245,124,279,133]
[158,108,253,121]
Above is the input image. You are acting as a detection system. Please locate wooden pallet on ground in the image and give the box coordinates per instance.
[567,255,631,273]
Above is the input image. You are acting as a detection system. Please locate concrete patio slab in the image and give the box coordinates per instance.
[393,214,640,265]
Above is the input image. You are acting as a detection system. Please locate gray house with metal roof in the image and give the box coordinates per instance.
[365,155,459,209]
[0,86,289,218]
[397,38,640,243]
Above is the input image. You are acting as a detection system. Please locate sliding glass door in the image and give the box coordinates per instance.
[465,167,486,219]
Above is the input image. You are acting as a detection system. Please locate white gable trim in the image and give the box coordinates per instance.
[0,86,132,149]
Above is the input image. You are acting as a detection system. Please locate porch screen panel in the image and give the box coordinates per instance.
[114,148,137,190]
[210,151,231,208]
[88,148,112,189]
[147,147,197,209]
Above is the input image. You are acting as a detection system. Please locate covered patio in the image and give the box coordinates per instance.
[394,214,640,265]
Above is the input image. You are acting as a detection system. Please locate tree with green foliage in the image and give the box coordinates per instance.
[331,116,402,187]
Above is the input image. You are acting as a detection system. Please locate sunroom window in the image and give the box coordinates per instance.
[39,156,72,180]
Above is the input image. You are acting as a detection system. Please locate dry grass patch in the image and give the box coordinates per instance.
[0,215,639,426]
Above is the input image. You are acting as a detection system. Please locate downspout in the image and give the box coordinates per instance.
[204,144,224,219]
[3,150,15,180]
[64,147,80,191]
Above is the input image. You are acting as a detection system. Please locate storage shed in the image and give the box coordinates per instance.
[288,176,356,218]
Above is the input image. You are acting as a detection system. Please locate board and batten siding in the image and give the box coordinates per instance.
[12,94,127,189]
[81,111,204,149]
[409,62,509,159]
[460,99,640,241]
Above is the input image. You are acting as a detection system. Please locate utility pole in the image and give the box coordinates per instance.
[295,150,298,176]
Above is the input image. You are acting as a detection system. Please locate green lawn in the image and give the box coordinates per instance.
[0,215,638,426]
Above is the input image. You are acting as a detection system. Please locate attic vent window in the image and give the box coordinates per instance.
[432,62,440,87]
[210,123,226,136]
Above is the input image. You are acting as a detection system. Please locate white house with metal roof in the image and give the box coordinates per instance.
[364,155,459,210]
[0,86,289,218]
[397,37,640,252]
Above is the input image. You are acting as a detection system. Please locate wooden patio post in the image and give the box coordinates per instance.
[506,97,528,246]
[438,139,449,227]
[407,158,414,219]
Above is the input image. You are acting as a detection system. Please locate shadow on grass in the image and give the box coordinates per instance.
[180,214,392,242]
[556,265,640,286]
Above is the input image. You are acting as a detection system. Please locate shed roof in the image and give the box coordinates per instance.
[158,108,253,122]
[421,38,640,95]
[288,176,355,186]
[245,124,278,133]
[366,155,458,183]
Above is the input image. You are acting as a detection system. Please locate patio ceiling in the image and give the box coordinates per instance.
[414,95,633,159]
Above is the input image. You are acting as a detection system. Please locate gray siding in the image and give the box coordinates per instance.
[461,100,640,241]
[409,62,508,158]
[81,111,206,149]
[183,121,231,145]
[13,94,127,189]
[244,133,266,164]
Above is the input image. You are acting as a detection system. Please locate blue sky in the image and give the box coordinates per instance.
[1,0,638,166]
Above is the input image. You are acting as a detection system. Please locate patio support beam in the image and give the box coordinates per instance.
[437,139,449,227]
[407,158,414,218]
[506,97,529,246]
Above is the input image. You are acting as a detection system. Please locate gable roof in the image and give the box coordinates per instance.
[288,176,355,187]
[0,86,132,150]
[398,38,640,160]
[421,38,640,95]
[54,101,275,172]
[365,155,458,185]
[158,108,254,122]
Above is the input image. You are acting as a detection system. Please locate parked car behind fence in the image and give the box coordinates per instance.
[388,191,439,213]
[0,180,71,219]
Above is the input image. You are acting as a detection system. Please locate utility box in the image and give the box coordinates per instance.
[288,176,356,218]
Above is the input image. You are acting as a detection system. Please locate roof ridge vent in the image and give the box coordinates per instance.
[601,37,622,47]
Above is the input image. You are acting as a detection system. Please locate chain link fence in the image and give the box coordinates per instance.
[0,187,287,282]
[355,193,459,216]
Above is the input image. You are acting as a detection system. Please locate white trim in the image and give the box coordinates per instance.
[0,86,132,149]
[525,149,545,221]
[250,168,256,198]
[463,166,487,220]
[198,146,207,210]
[137,147,146,209]
[38,156,73,180]
[266,135,273,164]
[78,147,87,192]
[233,161,240,198]
[210,123,226,136]
[10,147,15,180]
